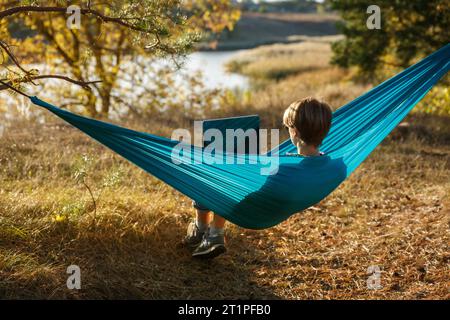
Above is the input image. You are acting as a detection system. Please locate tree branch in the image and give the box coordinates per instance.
[0,40,29,73]
[0,75,101,91]
[0,6,157,35]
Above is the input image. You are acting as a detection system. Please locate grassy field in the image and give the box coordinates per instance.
[0,38,449,299]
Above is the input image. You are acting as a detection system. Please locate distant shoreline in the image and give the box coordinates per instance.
[197,12,341,51]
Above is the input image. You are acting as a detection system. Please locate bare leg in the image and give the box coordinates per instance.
[196,208,211,228]
[211,213,226,229]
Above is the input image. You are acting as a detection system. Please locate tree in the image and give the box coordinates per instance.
[329,0,449,79]
[0,0,240,116]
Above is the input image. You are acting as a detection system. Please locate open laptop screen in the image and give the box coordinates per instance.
[201,115,260,155]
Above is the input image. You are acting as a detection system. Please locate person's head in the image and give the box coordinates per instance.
[283,97,332,149]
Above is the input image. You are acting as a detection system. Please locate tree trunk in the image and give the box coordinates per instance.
[100,89,111,115]
[85,91,98,117]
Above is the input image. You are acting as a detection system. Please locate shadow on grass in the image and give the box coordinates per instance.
[388,113,450,147]
[0,213,282,299]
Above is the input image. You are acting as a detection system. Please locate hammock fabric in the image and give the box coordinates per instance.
[30,43,450,229]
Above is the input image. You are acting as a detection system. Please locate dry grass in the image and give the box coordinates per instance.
[0,113,448,299]
[226,40,338,82]
[0,39,449,299]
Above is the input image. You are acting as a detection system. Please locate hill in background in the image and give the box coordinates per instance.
[199,12,340,50]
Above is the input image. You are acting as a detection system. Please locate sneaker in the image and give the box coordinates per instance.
[182,221,206,249]
[192,230,226,259]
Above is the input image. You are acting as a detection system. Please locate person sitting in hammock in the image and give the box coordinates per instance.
[182,97,333,259]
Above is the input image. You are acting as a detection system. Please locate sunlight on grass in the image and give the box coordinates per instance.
[0,36,448,299]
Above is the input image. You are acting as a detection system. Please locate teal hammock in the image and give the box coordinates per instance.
[30,43,450,229]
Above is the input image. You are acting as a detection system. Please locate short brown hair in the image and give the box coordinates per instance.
[283,97,332,147]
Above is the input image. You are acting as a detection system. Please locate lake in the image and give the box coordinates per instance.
[0,50,250,118]
[180,51,249,90]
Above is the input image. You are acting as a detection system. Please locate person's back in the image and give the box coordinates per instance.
[183,97,338,258]
[230,95,347,228]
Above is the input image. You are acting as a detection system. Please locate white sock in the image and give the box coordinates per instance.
[209,225,224,237]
